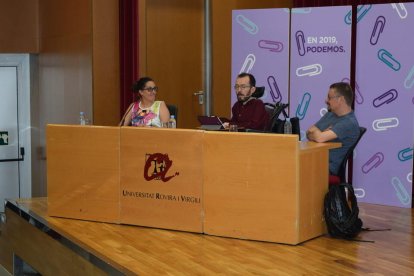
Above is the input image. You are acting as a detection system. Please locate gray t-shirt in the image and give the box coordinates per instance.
[315,111,360,175]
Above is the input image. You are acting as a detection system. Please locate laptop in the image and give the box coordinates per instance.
[198,116,228,130]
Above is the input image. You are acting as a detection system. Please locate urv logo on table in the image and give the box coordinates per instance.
[143,153,179,182]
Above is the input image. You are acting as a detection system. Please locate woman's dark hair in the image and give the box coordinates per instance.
[132,77,154,92]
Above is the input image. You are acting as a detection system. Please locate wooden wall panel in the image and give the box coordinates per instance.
[0,0,120,200]
[0,0,39,53]
[92,0,120,126]
[36,0,92,199]
[38,0,120,128]
[211,0,293,118]
[38,0,93,124]
[39,0,91,37]
[140,0,204,128]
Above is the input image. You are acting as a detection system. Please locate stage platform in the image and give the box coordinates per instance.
[1,198,413,275]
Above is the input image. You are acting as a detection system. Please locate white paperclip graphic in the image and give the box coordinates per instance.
[239,54,256,73]
[407,172,412,183]
[391,177,411,205]
[236,14,259,35]
[354,188,365,199]
[372,117,399,131]
[391,3,408,19]
[320,108,328,117]
[404,65,414,89]
[296,64,322,77]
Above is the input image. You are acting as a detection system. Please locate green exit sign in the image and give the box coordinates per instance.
[0,131,9,145]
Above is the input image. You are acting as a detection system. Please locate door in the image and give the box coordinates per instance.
[141,0,205,128]
[0,66,20,212]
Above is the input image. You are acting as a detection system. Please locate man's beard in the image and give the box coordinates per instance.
[237,94,250,102]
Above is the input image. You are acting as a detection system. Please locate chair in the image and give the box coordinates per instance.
[251,86,265,98]
[167,104,178,122]
[264,103,276,126]
[329,127,367,185]
[264,102,285,131]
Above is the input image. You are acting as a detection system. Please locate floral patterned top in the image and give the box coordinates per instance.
[130,101,162,127]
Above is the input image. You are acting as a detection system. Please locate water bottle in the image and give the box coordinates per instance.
[79,112,86,125]
[168,115,176,128]
[284,117,292,134]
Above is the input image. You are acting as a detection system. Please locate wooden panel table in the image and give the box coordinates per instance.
[47,125,121,223]
[120,127,203,232]
[203,131,339,244]
[46,125,339,245]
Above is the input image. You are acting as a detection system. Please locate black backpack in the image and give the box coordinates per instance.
[323,183,363,239]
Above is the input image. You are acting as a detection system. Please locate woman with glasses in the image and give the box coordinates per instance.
[120,77,170,127]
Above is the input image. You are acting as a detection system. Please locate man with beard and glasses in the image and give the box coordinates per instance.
[223,73,269,131]
[306,82,360,175]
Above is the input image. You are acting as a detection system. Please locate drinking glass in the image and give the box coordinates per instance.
[229,124,238,132]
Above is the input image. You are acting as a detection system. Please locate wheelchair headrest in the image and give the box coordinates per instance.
[251,86,265,98]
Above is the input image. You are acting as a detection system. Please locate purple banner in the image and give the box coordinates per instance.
[231,4,413,207]
[231,9,289,107]
[354,3,414,207]
[290,6,352,140]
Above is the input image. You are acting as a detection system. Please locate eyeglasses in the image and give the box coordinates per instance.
[234,84,251,90]
[327,94,341,100]
[142,86,158,92]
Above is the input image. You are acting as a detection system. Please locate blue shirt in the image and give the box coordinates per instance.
[315,111,359,175]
